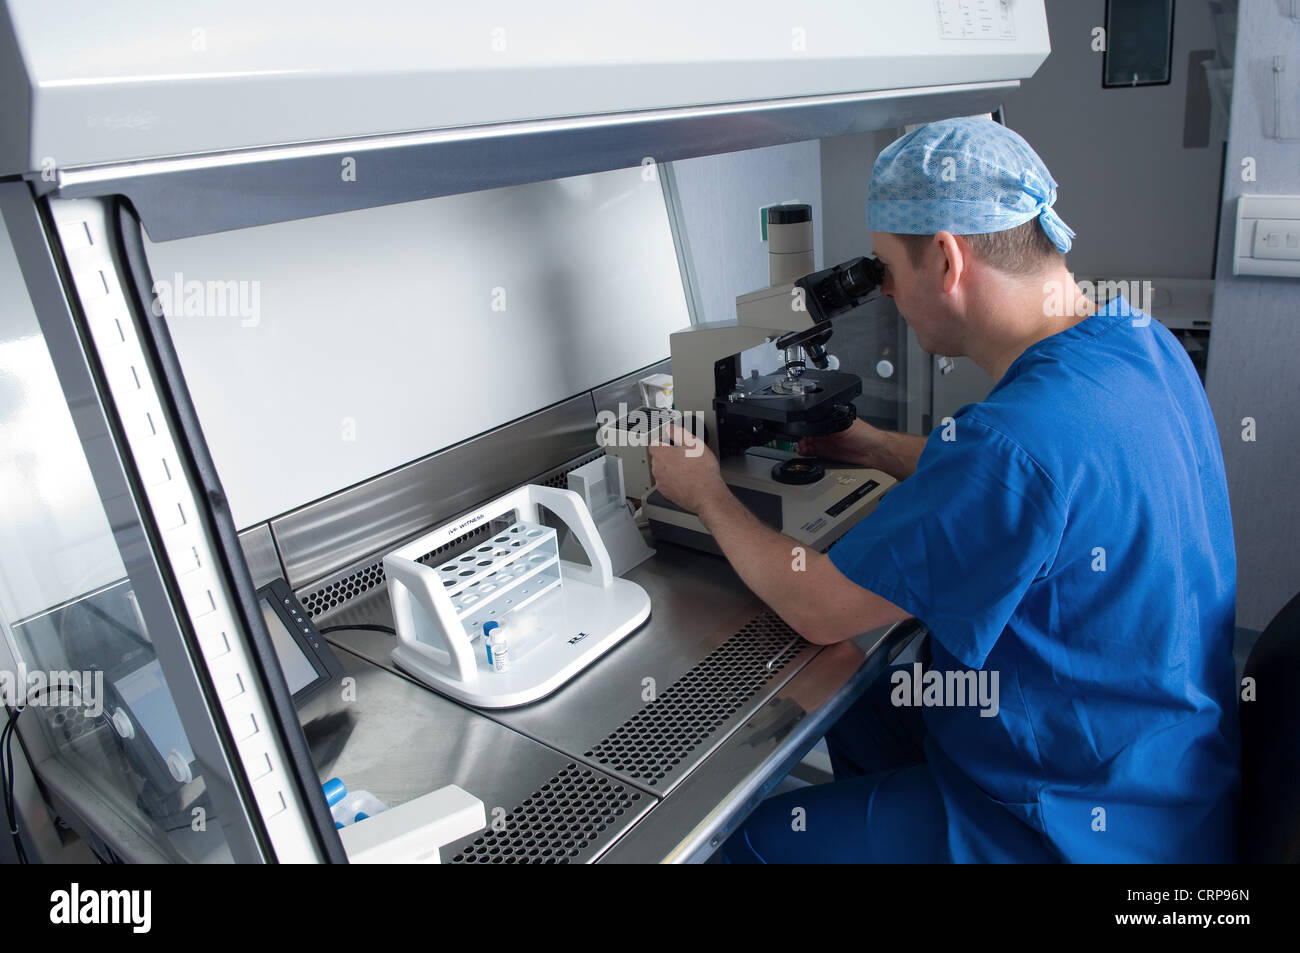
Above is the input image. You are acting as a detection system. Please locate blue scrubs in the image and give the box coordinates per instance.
[724,295,1240,863]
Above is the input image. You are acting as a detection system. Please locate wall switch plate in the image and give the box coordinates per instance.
[1235,195,1300,278]
[1252,219,1300,260]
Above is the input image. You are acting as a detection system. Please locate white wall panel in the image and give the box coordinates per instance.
[146,166,687,528]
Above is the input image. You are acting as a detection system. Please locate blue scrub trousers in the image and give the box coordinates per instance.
[718,646,950,863]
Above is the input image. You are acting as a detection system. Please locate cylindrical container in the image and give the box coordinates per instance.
[768,204,814,286]
[490,627,510,673]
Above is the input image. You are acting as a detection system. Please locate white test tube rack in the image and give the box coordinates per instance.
[384,484,651,708]
[437,520,562,633]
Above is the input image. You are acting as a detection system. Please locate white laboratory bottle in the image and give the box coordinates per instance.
[490,627,510,673]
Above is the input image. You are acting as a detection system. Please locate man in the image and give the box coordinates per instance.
[648,117,1239,862]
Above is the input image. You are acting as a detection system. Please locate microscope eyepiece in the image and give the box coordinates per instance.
[840,256,885,297]
[793,255,884,323]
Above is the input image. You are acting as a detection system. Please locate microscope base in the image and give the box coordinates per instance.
[644,447,894,555]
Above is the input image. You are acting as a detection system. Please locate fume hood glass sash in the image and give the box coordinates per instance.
[0,184,339,862]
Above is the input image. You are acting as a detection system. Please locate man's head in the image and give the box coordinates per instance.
[865,117,1076,357]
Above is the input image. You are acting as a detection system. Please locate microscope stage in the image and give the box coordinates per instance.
[719,369,863,427]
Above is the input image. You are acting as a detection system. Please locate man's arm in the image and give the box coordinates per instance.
[692,483,911,645]
[799,420,928,482]
[866,429,928,482]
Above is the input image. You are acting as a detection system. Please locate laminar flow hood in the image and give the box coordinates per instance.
[1,0,1049,239]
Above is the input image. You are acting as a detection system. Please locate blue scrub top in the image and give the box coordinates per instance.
[829,295,1240,862]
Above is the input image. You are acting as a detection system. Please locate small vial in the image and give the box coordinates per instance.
[490,626,510,673]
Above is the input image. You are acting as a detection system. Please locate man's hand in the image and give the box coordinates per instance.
[797,419,880,466]
[799,419,927,483]
[648,424,727,513]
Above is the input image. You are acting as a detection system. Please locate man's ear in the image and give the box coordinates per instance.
[934,230,965,294]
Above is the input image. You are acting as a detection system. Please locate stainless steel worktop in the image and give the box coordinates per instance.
[297,648,654,862]
[307,533,921,862]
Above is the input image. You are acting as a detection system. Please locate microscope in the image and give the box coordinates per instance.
[644,204,897,554]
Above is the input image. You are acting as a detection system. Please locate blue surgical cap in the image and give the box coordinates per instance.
[866,117,1075,253]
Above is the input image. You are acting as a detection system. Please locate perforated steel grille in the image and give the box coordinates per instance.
[299,525,494,618]
[449,762,643,864]
[300,562,385,617]
[584,612,805,787]
[43,703,101,744]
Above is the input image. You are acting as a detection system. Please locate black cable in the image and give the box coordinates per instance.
[2,708,29,863]
[2,718,15,824]
[318,623,396,636]
[4,715,26,862]
[2,683,99,864]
